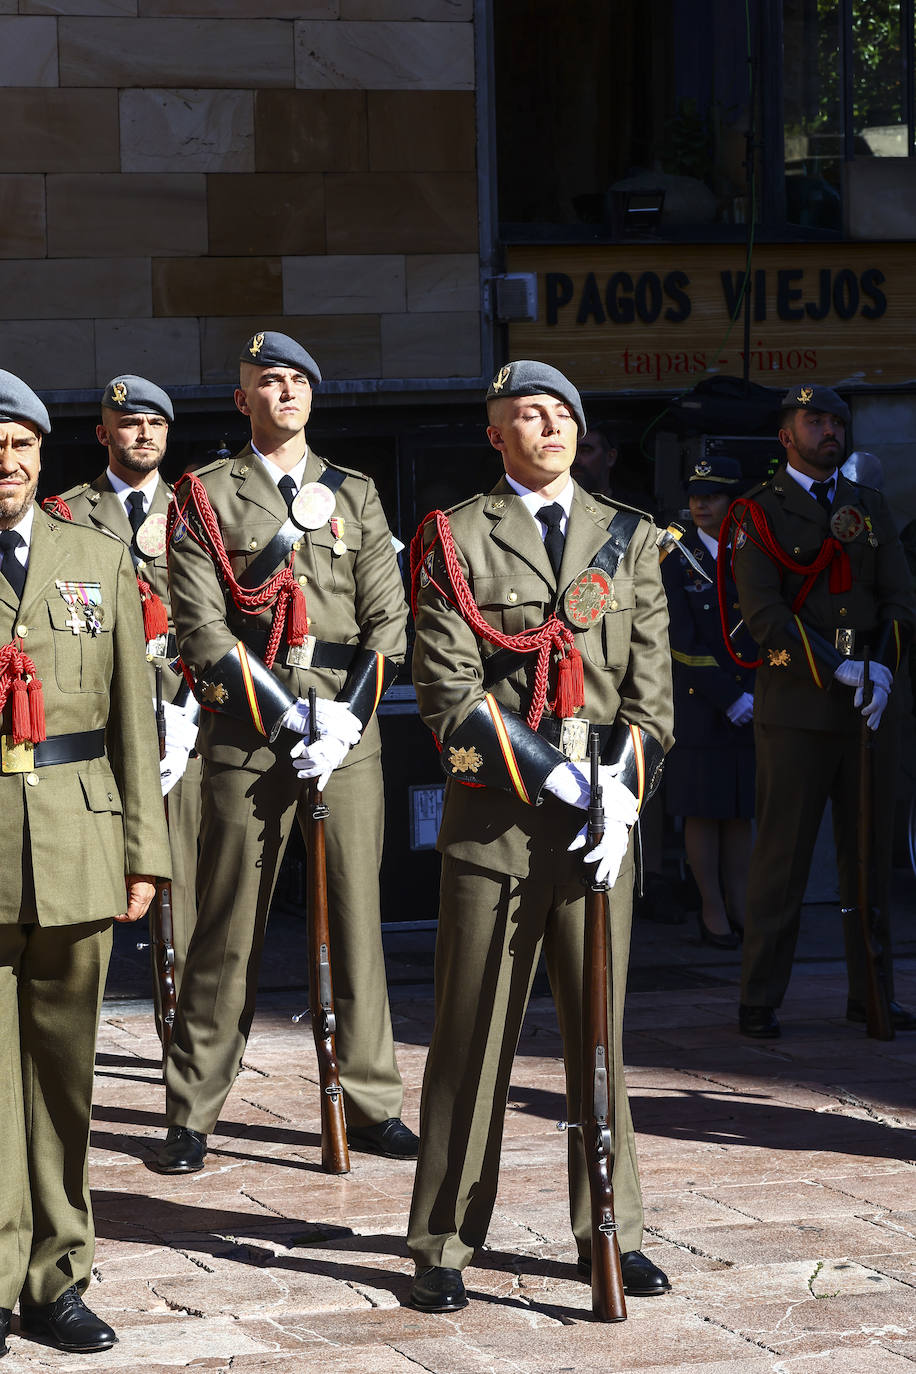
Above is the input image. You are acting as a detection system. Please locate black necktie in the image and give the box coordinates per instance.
[537,503,565,577]
[126,491,147,538]
[278,475,297,512]
[811,480,833,514]
[0,529,26,600]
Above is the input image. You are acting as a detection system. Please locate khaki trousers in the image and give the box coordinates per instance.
[407,844,643,1271]
[741,720,896,1008]
[0,920,111,1308]
[164,747,402,1134]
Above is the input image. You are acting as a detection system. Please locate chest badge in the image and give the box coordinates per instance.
[829,505,865,543]
[135,511,168,558]
[564,568,615,627]
[330,516,347,556]
[291,482,335,531]
[56,580,104,636]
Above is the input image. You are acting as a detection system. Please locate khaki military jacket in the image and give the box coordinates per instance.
[0,512,172,924]
[167,444,408,772]
[58,473,183,704]
[412,478,674,877]
[733,467,915,732]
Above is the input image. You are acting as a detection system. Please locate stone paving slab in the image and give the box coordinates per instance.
[2,896,915,1371]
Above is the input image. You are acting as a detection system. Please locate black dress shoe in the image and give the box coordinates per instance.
[349,1117,419,1159]
[408,1267,467,1312]
[19,1287,116,1353]
[0,1307,10,1357]
[738,1003,780,1038]
[847,998,916,1030]
[154,1125,207,1173]
[577,1250,671,1295]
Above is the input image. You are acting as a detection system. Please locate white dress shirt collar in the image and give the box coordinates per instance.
[504,474,574,536]
[252,445,308,491]
[785,461,837,500]
[106,467,160,515]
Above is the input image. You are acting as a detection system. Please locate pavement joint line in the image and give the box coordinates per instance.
[697,1312,782,1356]
[238,1059,270,1078]
[236,1094,295,1123]
[692,1190,764,1222]
[238,1187,293,1221]
[642,1223,735,1265]
[178,1247,217,1274]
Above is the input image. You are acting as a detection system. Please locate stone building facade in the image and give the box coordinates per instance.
[0,2,483,397]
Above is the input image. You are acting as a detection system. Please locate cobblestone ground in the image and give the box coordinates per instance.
[3,892,915,1373]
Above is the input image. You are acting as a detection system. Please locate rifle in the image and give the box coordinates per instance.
[303,686,350,1174]
[850,651,895,1041]
[152,664,177,1048]
[558,729,627,1322]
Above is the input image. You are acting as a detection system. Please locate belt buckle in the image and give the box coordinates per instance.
[2,735,34,774]
[835,629,855,657]
[558,716,589,763]
[285,634,316,670]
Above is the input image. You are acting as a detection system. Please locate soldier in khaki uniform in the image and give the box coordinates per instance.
[156,331,414,1174]
[53,375,201,1043]
[0,371,170,1356]
[732,384,916,1038]
[406,361,674,1313]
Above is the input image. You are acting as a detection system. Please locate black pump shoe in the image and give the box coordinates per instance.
[695,911,740,950]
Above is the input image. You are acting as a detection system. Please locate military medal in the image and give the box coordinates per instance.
[56,579,104,636]
[830,505,865,543]
[291,482,335,531]
[135,512,168,558]
[563,567,615,627]
[864,514,879,548]
[330,516,347,556]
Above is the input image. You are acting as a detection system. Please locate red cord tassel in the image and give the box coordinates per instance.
[138,578,169,640]
[27,676,46,743]
[553,646,585,719]
[11,677,30,744]
[286,582,309,646]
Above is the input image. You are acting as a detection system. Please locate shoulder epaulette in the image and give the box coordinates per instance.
[318,456,369,482]
[593,491,656,524]
[56,482,90,502]
[185,456,229,478]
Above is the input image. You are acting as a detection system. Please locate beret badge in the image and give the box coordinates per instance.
[111,381,127,405]
[797,386,813,404]
[249,332,265,358]
[490,364,511,393]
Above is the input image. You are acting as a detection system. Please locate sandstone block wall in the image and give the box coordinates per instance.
[0,1,481,393]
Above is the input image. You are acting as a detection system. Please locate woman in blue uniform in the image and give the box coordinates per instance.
[662,457,756,948]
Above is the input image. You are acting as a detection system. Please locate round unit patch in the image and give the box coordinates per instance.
[135,512,168,557]
[830,504,865,543]
[563,567,614,627]
[291,482,335,530]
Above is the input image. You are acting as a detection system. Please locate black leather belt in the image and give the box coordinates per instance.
[537,716,611,754]
[246,626,358,672]
[33,729,106,768]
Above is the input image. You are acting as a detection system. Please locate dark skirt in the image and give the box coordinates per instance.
[664,741,756,819]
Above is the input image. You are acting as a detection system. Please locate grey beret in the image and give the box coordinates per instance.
[486,359,586,436]
[780,382,850,426]
[0,368,50,435]
[101,374,174,421]
[686,455,744,494]
[240,331,322,386]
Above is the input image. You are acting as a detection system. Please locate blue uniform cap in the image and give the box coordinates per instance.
[780,383,850,426]
[101,374,174,422]
[240,331,322,387]
[686,455,744,495]
[0,368,51,435]
[486,359,586,437]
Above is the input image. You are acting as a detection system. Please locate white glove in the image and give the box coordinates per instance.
[568,820,632,888]
[154,699,199,797]
[726,692,754,727]
[833,659,892,694]
[290,733,351,790]
[545,761,639,828]
[859,682,889,731]
[280,696,362,746]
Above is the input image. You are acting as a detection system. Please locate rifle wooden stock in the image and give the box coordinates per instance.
[153,665,177,1049]
[306,687,350,1175]
[855,654,894,1041]
[581,730,627,1322]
